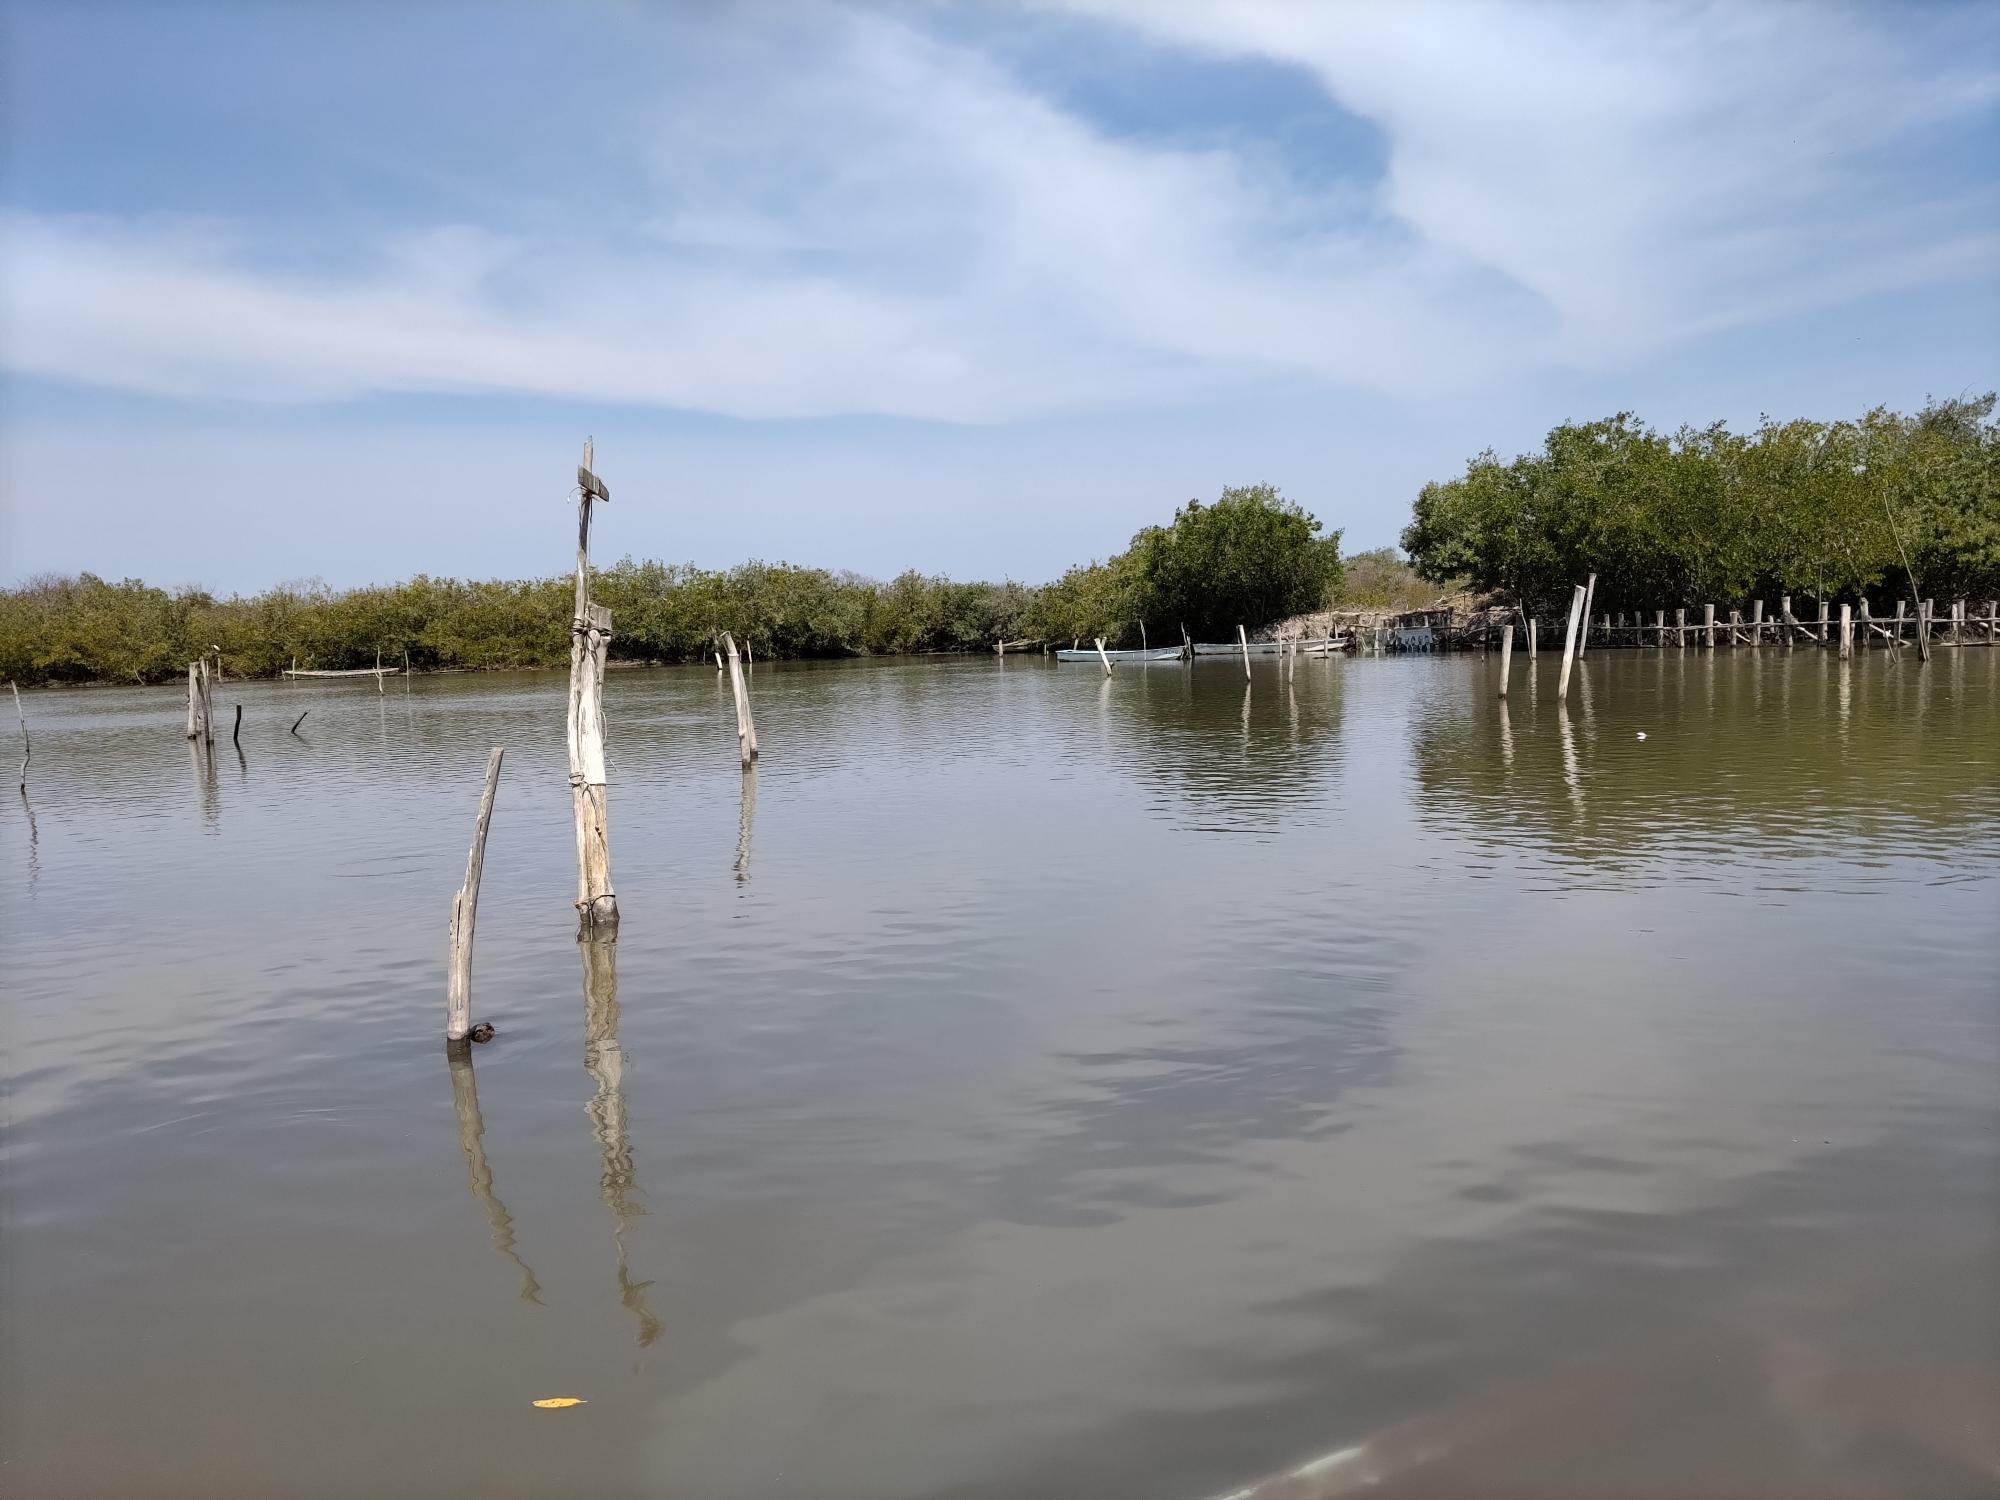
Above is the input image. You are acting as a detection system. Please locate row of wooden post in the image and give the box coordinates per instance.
[1517,596,1994,654]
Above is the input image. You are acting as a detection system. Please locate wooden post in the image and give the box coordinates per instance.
[185,663,202,740]
[232,703,242,746]
[1578,574,1597,656]
[1139,622,1148,652]
[1816,597,1828,643]
[1894,597,1906,640]
[722,631,759,766]
[569,439,617,928]
[1094,636,1113,676]
[1780,596,1792,646]
[1237,624,1251,680]
[1702,603,1715,649]
[1674,607,1686,646]
[290,710,309,735]
[10,680,27,792]
[1839,603,1853,660]
[1556,583,1586,699]
[1498,622,1514,697]
[1750,599,1764,646]
[1917,599,1934,663]
[446,746,505,1044]
[1527,616,1537,659]
[1953,599,1965,645]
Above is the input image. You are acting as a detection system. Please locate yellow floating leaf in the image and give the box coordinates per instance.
[531,1397,586,1409]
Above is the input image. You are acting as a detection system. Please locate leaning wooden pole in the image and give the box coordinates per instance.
[1577,574,1597,657]
[568,439,617,928]
[10,680,28,791]
[1094,636,1113,676]
[1237,624,1251,681]
[446,747,505,1044]
[1497,621,1514,698]
[1556,583,1586,700]
[721,631,758,768]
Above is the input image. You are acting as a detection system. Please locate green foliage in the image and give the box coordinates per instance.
[1336,547,1458,611]
[1,483,1346,685]
[1402,397,2000,611]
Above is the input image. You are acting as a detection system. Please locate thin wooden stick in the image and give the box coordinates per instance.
[1094,636,1113,676]
[446,746,505,1043]
[1577,574,1597,656]
[10,680,27,791]
[291,710,310,735]
[1556,583,1586,700]
[232,703,242,745]
[1238,623,1251,681]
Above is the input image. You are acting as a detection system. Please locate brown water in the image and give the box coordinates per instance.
[4,648,1997,1499]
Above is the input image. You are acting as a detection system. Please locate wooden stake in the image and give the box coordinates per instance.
[1527,616,1538,659]
[1238,624,1251,680]
[567,439,617,927]
[1094,636,1113,676]
[722,631,759,767]
[1556,583,1586,700]
[446,746,505,1043]
[10,680,27,791]
[1704,603,1716,649]
[291,710,310,735]
[232,703,242,745]
[1577,574,1597,656]
[186,662,202,740]
[1498,621,1514,697]
[1839,603,1853,660]
[1750,599,1764,646]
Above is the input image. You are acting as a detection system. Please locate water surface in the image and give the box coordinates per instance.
[4,649,1997,1498]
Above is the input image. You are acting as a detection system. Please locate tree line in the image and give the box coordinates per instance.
[1401,395,2000,614]
[1,484,1346,685]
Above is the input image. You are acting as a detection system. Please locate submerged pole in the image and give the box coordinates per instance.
[10,680,28,791]
[446,747,505,1044]
[568,438,617,928]
[1556,583,1586,700]
[722,631,759,767]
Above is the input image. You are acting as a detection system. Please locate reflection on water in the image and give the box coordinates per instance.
[581,932,661,1347]
[447,1044,543,1305]
[2,653,1995,1499]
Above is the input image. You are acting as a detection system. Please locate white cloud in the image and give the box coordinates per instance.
[2,3,1992,420]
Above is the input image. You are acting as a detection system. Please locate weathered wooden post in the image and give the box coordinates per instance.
[569,439,617,928]
[1556,583,1586,700]
[1238,624,1251,680]
[10,680,27,792]
[185,663,202,740]
[1094,637,1113,676]
[1816,597,1828,643]
[1577,574,1597,656]
[1839,603,1853,660]
[446,747,505,1044]
[1750,599,1764,646]
[1953,599,1966,645]
[1527,616,1537,659]
[1703,603,1715,649]
[1497,621,1514,698]
[721,631,759,767]
[232,703,242,746]
[1139,622,1148,652]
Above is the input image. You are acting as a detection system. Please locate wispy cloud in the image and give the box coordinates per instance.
[3,3,1993,421]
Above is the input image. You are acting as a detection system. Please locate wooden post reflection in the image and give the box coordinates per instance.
[735,767,757,885]
[446,1044,543,1304]
[581,933,661,1346]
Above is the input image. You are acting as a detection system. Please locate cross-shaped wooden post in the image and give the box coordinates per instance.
[568,437,618,928]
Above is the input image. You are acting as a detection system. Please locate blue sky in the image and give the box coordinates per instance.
[3,0,1996,591]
